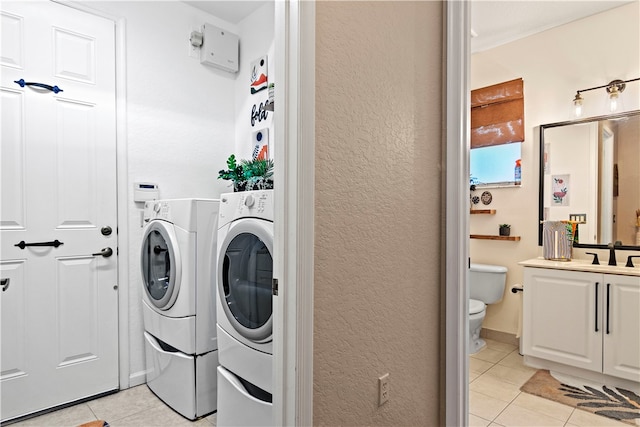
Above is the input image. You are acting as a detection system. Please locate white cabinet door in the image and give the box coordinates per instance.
[603,274,640,382]
[1,1,118,421]
[523,268,602,372]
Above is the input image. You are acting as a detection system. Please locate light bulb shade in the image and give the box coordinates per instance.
[606,80,625,113]
[573,93,583,117]
[609,91,619,112]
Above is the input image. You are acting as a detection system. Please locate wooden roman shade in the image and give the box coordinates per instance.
[471,78,524,149]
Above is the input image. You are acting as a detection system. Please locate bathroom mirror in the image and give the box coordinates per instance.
[538,110,640,249]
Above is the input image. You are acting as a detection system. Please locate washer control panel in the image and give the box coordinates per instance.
[144,200,170,223]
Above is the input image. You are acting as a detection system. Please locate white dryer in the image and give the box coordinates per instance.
[216,190,274,425]
[140,198,219,420]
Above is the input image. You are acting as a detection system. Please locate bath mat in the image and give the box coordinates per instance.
[520,369,640,425]
[78,421,109,427]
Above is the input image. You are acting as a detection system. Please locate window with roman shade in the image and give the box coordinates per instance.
[471,78,524,148]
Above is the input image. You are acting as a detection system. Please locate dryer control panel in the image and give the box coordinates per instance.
[219,190,274,227]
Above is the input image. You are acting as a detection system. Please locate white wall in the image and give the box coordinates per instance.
[234,2,274,164]
[471,1,640,336]
[89,1,273,386]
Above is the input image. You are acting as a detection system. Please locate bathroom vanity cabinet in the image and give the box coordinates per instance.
[520,259,640,387]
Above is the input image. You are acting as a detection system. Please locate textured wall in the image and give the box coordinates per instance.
[314,2,443,425]
[471,2,640,336]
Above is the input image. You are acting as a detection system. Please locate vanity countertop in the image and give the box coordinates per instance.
[519,257,640,277]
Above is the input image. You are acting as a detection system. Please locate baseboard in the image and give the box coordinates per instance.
[128,369,147,388]
[480,328,519,348]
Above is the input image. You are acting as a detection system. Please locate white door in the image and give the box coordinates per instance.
[0,1,118,421]
[603,274,640,382]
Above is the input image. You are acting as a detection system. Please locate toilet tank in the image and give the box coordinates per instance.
[469,263,507,304]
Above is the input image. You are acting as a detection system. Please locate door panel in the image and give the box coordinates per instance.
[56,256,99,366]
[0,1,118,421]
[53,27,96,84]
[0,88,26,229]
[0,11,24,68]
[0,261,28,380]
[55,97,98,228]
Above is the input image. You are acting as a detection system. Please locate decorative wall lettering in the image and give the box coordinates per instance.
[251,101,270,127]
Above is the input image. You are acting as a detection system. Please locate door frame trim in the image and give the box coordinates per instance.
[444,1,470,425]
[273,0,315,425]
[114,12,131,390]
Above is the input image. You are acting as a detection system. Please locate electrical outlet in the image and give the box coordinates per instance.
[378,373,389,406]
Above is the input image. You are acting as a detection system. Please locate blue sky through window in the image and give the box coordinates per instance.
[470,143,521,185]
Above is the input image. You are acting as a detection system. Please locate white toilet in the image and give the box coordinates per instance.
[469,263,507,354]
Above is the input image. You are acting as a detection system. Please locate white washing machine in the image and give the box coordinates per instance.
[140,198,219,420]
[216,190,274,426]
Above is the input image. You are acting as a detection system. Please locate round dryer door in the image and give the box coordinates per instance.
[141,221,182,310]
[218,218,273,342]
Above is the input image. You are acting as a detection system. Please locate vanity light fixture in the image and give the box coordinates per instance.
[572,77,639,117]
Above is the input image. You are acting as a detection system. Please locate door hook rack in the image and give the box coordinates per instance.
[14,79,64,94]
[14,239,64,249]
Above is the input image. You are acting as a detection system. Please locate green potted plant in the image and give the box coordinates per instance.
[218,154,274,192]
[218,154,246,192]
[241,157,274,190]
[499,224,511,236]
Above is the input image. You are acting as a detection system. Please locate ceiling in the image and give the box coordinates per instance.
[183,1,269,24]
[471,0,635,53]
[183,1,635,52]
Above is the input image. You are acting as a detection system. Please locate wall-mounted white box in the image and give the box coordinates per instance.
[133,182,159,202]
[200,23,239,73]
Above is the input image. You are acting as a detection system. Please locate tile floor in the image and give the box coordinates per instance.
[8,342,632,427]
[469,338,630,427]
[8,385,217,427]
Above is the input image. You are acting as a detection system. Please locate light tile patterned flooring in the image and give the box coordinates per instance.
[469,338,630,427]
[9,385,217,427]
[9,341,632,427]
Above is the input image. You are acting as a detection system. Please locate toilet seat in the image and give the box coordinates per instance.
[469,298,485,315]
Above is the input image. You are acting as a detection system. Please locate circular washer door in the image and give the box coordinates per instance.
[218,218,273,343]
[140,220,182,310]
